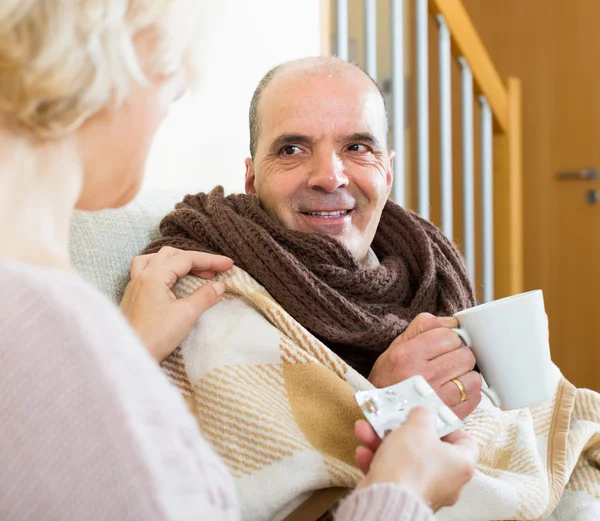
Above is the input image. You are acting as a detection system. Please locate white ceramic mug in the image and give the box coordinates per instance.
[452,290,555,410]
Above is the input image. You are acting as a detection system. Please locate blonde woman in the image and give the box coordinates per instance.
[0,2,477,520]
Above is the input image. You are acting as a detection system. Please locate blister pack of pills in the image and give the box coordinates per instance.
[354,375,463,439]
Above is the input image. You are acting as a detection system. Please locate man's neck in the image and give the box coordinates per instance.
[361,248,380,268]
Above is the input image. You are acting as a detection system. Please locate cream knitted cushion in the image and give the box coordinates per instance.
[69,189,186,305]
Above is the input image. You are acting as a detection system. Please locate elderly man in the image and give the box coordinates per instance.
[152,55,481,411]
[141,57,600,521]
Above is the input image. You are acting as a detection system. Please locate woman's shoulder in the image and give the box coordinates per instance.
[1,258,119,313]
[0,258,138,354]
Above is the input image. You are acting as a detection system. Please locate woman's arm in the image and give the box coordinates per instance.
[0,265,240,521]
[335,483,436,521]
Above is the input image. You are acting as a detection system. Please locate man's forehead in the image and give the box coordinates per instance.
[259,75,386,143]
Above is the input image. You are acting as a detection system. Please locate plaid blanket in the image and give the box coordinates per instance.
[161,266,600,521]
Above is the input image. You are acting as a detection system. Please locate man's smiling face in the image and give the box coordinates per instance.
[245,60,394,266]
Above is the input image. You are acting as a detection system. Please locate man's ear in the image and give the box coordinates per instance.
[245,157,257,195]
[386,150,396,197]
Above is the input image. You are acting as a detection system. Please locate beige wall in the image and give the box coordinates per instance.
[143,1,324,196]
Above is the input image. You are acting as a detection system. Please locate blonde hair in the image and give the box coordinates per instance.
[0,0,205,138]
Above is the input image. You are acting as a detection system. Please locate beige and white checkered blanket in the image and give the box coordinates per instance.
[161,266,600,521]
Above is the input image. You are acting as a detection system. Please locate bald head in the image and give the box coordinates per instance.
[248,57,388,158]
[243,56,394,265]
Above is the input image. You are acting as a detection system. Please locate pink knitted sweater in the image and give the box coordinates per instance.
[0,260,435,521]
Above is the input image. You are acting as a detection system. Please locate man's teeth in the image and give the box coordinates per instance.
[306,210,350,217]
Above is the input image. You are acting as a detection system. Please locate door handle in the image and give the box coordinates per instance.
[556,167,598,180]
[587,189,600,205]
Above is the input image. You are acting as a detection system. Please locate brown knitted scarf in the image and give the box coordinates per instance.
[145,186,475,377]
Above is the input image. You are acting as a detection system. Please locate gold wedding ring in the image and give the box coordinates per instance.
[451,378,467,403]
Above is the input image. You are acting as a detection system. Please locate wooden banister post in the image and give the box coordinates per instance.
[428,0,509,133]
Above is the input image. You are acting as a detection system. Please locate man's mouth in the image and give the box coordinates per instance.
[303,210,352,218]
[297,209,354,234]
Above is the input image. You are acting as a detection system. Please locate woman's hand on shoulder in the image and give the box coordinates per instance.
[120,246,233,362]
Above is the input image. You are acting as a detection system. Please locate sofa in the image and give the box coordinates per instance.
[69,189,187,304]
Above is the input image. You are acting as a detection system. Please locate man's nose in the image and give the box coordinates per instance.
[308,151,349,192]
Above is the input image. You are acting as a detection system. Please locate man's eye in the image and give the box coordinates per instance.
[281,145,301,156]
[348,144,370,153]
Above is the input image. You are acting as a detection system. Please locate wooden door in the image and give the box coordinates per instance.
[461,0,600,391]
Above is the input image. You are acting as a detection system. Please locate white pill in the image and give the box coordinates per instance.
[436,416,446,431]
[413,376,434,397]
[438,406,459,425]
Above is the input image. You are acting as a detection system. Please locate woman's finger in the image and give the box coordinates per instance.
[354,420,382,452]
[442,428,471,445]
[157,252,233,287]
[152,246,182,264]
[445,431,480,466]
[177,281,226,321]
[130,253,155,278]
[355,446,375,474]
